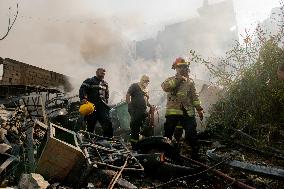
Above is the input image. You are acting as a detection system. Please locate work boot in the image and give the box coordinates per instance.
[174,127,183,143]
[190,144,200,160]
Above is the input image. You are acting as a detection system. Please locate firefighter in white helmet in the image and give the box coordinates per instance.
[161,57,204,159]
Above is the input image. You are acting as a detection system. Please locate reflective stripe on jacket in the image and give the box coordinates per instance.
[161,76,200,116]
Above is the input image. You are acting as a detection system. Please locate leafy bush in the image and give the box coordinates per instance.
[189,4,284,142]
[208,40,284,132]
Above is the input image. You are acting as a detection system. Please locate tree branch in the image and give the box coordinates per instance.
[0,3,19,41]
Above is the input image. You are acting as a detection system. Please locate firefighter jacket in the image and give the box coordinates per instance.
[161,76,201,117]
[79,76,109,106]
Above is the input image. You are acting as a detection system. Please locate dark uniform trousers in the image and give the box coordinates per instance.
[164,114,199,156]
[85,104,113,138]
[129,110,147,146]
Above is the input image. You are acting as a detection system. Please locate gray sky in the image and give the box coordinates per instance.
[0,0,280,40]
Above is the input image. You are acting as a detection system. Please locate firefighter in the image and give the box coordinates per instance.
[161,57,204,159]
[79,68,113,138]
[126,75,153,149]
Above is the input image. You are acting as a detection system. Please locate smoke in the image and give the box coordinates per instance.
[0,0,141,103]
[76,20,172,104]
[2,0,278,106]
[80,20,122,62]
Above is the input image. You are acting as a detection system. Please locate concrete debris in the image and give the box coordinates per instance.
[18,173,49,189]
[0,105,12,122]
[0,143,11,154]
[0,128,7,142]
[0,90,283,188]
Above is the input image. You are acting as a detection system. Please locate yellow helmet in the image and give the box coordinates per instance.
[79,101,95,116]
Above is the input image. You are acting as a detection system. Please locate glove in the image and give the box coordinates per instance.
[197,110,204,121]
[175,75,187,82]
[196,105,203,112]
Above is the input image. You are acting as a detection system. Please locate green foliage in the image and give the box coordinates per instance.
[189,4,284,142]
[208,40,284,132]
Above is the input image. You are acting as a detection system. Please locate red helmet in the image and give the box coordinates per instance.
[172,57,189,69]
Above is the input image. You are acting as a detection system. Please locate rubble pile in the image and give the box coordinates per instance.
[0,93,283,189]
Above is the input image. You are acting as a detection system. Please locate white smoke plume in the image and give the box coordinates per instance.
[0,0,177,105]
[0,0,280,106]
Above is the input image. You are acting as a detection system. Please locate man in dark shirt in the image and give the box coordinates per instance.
[126,75,152,148]
[79,68,113,138]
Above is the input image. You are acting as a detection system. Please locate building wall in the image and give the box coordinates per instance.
[0,58,72,92]
[135,0,238,62]
[136,38,157,60]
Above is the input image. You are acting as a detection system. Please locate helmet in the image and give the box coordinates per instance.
[79,101,95,116]
[172,57,189,69]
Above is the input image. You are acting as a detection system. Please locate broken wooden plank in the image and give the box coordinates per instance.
[104,170,137,189]
[228,160,284,179]
[107,155,130,189]
[207,148,284,179]
[0,154,18,174]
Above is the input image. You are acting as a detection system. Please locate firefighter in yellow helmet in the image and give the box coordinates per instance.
[161,57,204,159]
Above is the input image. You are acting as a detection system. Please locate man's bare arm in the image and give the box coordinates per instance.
[126,93,131,104]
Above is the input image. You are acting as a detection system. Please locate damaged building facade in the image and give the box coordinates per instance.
[0,57,72,98]
[135,0,238,65]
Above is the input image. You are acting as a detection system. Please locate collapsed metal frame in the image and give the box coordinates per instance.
[77,131,144,172]
[0,91,64,174]
[44,94,81,127]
